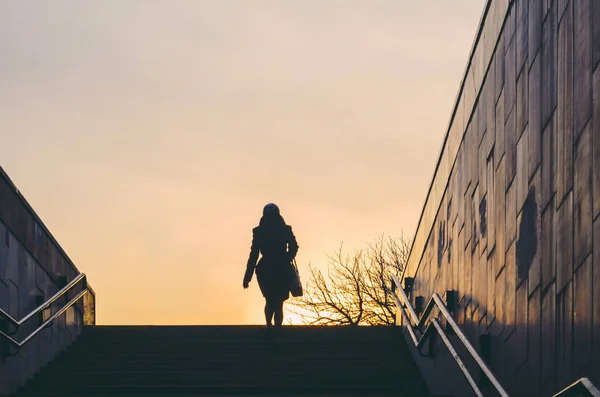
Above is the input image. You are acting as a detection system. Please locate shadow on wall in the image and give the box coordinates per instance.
[516,187,538,281]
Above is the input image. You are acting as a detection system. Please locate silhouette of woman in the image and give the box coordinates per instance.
[243,203,298,345]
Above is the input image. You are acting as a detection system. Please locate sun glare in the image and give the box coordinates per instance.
[285,311,305,326]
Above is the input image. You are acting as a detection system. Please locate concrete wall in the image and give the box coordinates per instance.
[401,0,600,396]
[0,166,95,395]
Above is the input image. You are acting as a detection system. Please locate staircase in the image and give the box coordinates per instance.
[14,325,429,396]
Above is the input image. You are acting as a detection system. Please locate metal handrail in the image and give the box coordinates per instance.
[0,273,88,354]
[1,290,88,348]
[391,275,509,397]
[553,378,600,397]
[0,273,86,329]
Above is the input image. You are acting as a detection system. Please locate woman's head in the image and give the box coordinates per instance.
[260,203,285,227]
[263,203,280,216]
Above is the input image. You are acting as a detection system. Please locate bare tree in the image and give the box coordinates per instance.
[291,234,411,326]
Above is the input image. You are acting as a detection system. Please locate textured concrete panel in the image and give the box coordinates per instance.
[504,12,517,121]
[484,72,497,151]
[505,242,517,337]
[541,113,557,210]
[528,287,541,396]
[541,283,556,382]
[573,123,593,268]
[496,89,506,169]
[594,219,600,386]
[461,144,469,199]
[465,185,473,248]
[462,134,473,196]
[7,235,18,285]
[543,0,551,16]
[542,377,558,397]
[593,68,600,219]
[19,254,34,318]
[8,281,18,320]
[528,0,543,64]
[34,260,49,295]
[0,223,6,281]
[458,229,465,305]
[506,105,518,187]
[495,264,506,335]
[478,197,487,259]
[487,156,496,256]
[557,0,569,22]
[573,256,592,378]
[517,62,529,139]
[528,53,542,179]
[470,124,480,191]
[449,226,458,291]
[542,2,558,127]
[505,2,516,52]
[465,73,477,130]
[541,201,556,290]
[497,34,506,103]
[556,192,573,292]
[516,129,529,212]
[478,98,488,151]
[464,240,473,304]
[557,2,574,206]
[514,281,528,366]
[471,303,480,347]
[506,181,517,249]
[594,0,600,69]
[0,279,8,314]
[573,0,592,139]
[495,157,507,271]
[479,247,489,320]
[527,171,541,295]
[516,0,528,75]
[479,134,489,199]
[556,281,573,391]
[472,247,480,312]
[513,360,527,397]
[516,190,537,285]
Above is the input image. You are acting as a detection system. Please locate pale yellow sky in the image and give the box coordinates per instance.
[0,0,485,325]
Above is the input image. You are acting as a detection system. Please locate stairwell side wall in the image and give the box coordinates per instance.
[0,166,96,395]
[400,0,600,396]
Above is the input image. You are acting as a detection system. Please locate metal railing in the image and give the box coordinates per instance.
[392,274,600,397]
[0,273,88,356]
[391,275,508,397]
[553,378,600,397]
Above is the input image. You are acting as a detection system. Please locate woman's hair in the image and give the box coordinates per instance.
[259,212,286,229]
[259,203,286,229]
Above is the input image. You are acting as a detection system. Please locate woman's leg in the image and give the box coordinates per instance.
[264,299,275,327]
[271,299,285,348]
[273,299,284,327]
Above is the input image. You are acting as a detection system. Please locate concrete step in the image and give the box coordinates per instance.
[16,384,427,396]
[13,326,429,397]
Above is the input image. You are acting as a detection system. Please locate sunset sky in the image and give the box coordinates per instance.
[0,1,485,325]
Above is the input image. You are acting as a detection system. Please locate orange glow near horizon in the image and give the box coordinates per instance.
[0,0,485,325]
